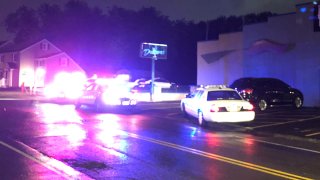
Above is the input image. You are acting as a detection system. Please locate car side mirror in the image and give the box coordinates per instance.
[186,93,193,98]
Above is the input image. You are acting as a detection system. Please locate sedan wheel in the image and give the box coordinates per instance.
[258,99,268,111]
[75,103,81,110]
[95,99,104,112]
[198,111,206,126]
[293,97,303,109]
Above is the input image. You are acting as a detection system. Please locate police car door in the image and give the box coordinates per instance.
[189,90,204,117]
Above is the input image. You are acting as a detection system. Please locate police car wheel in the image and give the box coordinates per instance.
[198,111,206,127]
[75,103,81,109]
[95,99,104,112]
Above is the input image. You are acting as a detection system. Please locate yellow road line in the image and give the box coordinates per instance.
[125,132,313,180]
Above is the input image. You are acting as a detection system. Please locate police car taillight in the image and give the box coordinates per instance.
[210,104,220,112]
[243,103,254,110]
[131,89,138,94]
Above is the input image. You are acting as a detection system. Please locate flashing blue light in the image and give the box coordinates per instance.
[313,1,318,5]
[300,7,307,13]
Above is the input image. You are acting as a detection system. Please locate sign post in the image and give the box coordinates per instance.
[151,56,156,101]
[139,42,167,101]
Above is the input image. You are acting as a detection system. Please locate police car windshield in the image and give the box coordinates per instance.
[207,90,242,101]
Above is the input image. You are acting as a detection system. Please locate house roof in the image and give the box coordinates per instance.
[0,41,7,47]
[0,41,32,53]
[0,37,50,53]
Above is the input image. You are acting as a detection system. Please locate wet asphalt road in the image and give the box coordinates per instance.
[0,100,320,179]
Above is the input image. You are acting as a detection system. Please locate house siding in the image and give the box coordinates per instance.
[0,39,85,89]
[19,39,62,87]
[44,53,85,85]
[0,52,19,87]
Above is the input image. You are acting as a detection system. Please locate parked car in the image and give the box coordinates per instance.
[229,77,303,111]
[130,78,147,87]
[180,85,255,126]
[144,77,174,89]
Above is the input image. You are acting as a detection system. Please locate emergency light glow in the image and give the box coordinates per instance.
[36,68,46,76]
[44,71,87,99]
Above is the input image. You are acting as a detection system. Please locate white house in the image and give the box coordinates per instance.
[0,38,85,89]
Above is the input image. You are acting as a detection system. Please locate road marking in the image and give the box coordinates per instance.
[248,115,320,129]
[0,140,92,180]
[301,129,314,133]
[305,132,320,137]
[166,112,181,117]
[234,136,320,154]
[123,131,312,180]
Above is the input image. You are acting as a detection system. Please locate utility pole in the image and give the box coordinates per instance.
[150,55,157,101]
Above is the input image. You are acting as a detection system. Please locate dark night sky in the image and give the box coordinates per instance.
[0,0,312,40]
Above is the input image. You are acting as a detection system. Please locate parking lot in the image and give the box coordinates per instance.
[231,106,320,140]
[165,103,320,141]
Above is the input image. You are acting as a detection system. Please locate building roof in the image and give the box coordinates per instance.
[0,37,48,53]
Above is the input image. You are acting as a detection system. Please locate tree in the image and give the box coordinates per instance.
[5,0,274,85]
[5,6,41,43]
[37,3,63,39]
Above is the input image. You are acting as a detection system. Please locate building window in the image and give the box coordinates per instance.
[12,53,19,62]
[59,57,69,67]
[40,42,50,51]
[35,60,45,67]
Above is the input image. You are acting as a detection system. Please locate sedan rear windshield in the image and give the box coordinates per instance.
[207,91,242,101]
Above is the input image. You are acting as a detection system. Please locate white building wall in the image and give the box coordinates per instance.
[197,32,243,85]
[242,3,320,107]
[197,2,320,107]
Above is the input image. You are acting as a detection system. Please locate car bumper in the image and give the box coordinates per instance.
[102,98,137,106]
[206,111,255,123]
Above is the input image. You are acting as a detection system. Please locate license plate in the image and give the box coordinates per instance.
[228,105,238,112]
[122,101,130,105]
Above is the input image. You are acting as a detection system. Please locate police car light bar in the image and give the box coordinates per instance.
[204,85,227,88]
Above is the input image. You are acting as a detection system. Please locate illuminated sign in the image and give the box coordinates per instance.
[140,42,167,59]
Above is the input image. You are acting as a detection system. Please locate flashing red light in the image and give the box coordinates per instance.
[242,88,253,94]
[210,104,220,112]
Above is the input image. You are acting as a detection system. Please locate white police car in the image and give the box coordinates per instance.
[180,85,255,126]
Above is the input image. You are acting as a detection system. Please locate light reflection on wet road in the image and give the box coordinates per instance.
[0,101,319,179]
